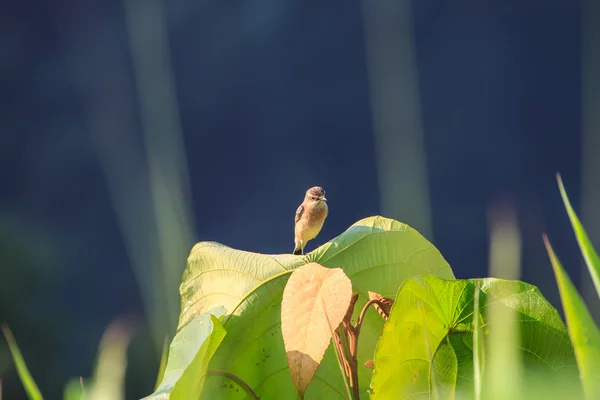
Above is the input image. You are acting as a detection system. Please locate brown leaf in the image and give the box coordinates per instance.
[281,263,353,398]
[364,359,375,369]
[368,291,395,320]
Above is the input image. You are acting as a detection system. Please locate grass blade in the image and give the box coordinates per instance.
[472,281,482,400]
[484,203,522,399]
[543,234,600,399]
[1,325,43,400]
[557,173,600,297]
[87,320,133,400]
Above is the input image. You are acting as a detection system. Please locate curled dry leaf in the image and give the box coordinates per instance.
[368,291,395,320]
[281,263,353,398]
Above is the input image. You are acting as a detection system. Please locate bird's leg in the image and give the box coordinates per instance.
[293,240,304,255]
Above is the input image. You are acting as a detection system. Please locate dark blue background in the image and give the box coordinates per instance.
[0,0,587,398]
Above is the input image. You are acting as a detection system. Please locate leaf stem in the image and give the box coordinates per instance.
[342,298,385,400]
[322,296,354,400]
[205,369,259,400]
[337,325,357,399]
[332,329,354,400]
[354,299,382,343]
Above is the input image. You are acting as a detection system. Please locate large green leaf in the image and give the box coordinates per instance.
[557,174,600,298]
[177,216,455,399]
[544,236,600,399]
[371,276,579,400]
[144,307,226,400]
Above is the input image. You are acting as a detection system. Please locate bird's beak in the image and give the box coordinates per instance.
[322,197,327,202]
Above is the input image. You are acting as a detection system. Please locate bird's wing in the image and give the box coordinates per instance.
[295,204,304,223]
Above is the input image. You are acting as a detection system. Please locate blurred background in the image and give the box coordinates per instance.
[1,0,598,398]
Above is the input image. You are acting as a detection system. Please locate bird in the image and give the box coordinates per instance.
[293,186,328,255]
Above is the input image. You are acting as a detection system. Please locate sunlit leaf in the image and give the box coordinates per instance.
[371,276,579,400]
[544,235,600,400]
[179,216,454,399]
[143,308,226,400]
[557,173,600,298]
[281,263,352,397]
[1,325,43,400]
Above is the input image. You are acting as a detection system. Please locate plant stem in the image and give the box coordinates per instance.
[337,325,359,400]
[205,369,259,400]
[353,298,383,358]
[332,329,354,400]
[322,297,354,400]
[344,298,384,400]
[355,299,379,339]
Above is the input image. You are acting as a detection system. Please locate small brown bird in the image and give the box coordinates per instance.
[293,186,328,255]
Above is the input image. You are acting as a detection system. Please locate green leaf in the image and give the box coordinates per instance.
[371,276,579,400]
[179,216,455,399]
[557,174,600,298]
[1,325,43,400]
[544,235,600,399]
[143,307,227,400]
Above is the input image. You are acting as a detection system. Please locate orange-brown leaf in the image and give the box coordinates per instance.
[368,291,395,320]
[281,263,353,398]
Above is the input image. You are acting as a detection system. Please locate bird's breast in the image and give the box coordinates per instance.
[296,202,328,242]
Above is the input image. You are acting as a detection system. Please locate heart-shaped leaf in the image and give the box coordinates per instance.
[371,276,579,399]
[180,216,454,399]
[281,263,352,397]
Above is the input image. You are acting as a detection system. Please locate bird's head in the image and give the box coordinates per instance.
[306,186,327,203]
